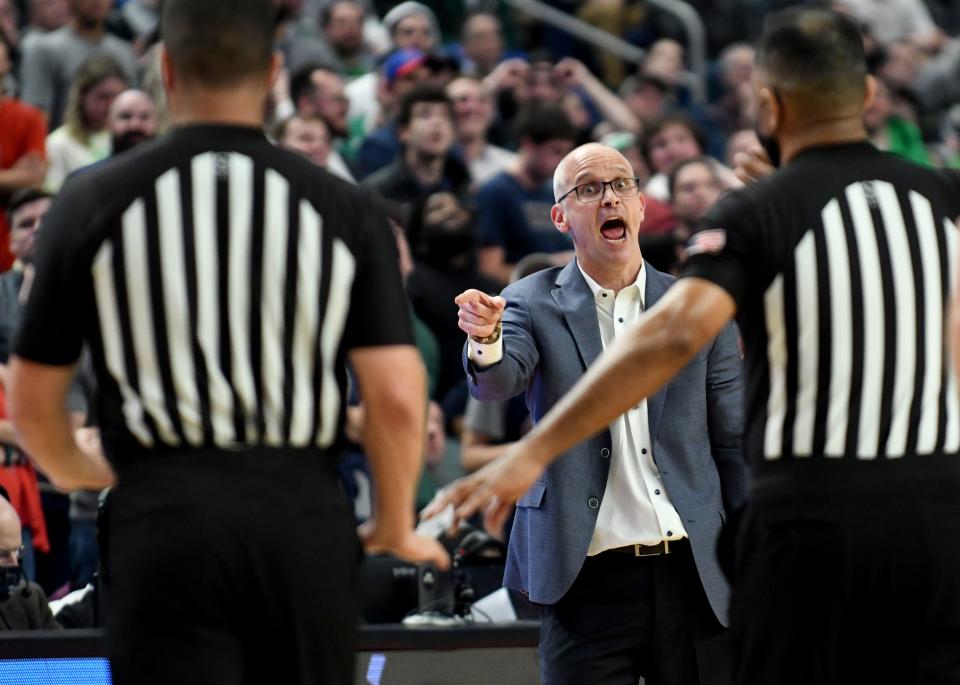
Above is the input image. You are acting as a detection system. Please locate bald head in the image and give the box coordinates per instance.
[554,143,633,202]
[0,497,21,564]
[109,89,157,153]
[110,89,155,119]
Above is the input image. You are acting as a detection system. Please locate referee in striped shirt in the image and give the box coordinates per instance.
[426,8,960,683]
[6,1,446,683]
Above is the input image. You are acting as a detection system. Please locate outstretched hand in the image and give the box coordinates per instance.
[358,518,451,570]
[421,440,547,532]
[455,289,506,339]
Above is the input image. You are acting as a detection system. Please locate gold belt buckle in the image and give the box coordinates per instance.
[632,540,668,557]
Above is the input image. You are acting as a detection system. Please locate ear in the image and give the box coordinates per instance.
[551,203,569,234]
[638,191,646,219]
[757,86,781,136]
[863,74,878,111]
[268,51,284,88]
[160,45,174,95]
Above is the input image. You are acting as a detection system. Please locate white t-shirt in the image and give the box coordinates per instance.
[45,127,111,192]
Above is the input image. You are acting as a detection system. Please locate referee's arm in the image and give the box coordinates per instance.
[425,278,736,524]
[352,345,451,569]
[7,357,115,491]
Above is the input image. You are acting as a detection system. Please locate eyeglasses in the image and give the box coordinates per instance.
[0,546,23,562]
[556,177,641,204]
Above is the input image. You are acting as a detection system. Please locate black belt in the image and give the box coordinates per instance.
[606,538,686,557]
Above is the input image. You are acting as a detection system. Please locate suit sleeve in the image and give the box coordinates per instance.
[703,320,749,514]
[464,285,540,401]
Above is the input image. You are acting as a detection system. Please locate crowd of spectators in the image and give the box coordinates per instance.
[1,0,960,625]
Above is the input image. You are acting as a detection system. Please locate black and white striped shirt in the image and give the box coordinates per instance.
[14,125,412,464]
[685,142,960,475]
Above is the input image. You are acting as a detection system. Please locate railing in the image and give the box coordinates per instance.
[647,0,707,102]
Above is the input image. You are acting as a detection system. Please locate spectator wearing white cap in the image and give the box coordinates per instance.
[381,1,439,53]
[345,1,440,152]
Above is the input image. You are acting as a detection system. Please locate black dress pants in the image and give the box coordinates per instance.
[105,448,361,685]
[539,540,728,685]
[729,469,960,685]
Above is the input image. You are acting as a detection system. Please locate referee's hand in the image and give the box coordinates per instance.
[421,440,546,533]
[733,148,776,184]
[455,289,505,340]
[358,520,451,570]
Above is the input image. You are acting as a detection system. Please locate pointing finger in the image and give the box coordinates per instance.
[455,289,486,306]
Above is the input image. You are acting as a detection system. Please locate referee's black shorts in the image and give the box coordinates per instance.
[105,447,361,685]
[728,458,960,685]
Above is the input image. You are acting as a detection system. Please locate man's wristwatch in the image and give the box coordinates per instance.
[471,321,502,345]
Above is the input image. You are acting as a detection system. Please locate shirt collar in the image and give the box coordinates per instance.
[576,260,646,309]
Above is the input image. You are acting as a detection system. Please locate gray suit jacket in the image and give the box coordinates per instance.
[464,260,746,624]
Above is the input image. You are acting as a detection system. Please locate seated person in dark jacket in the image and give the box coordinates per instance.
[405,190,499,415]
[0,490,59,631]
[50,487,109,630]
[363,85,470,221]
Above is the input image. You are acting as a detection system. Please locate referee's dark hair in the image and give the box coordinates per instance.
[756,7,867,109]
[161,0,274,87]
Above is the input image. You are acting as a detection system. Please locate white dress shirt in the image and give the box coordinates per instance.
[468,261,687,553]
[577,262,687,553]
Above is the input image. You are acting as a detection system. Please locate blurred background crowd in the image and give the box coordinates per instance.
[1,0,960,628]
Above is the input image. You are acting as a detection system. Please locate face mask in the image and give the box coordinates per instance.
[755,87,783,168]
[0,565,23,599]
[755,129,781,168]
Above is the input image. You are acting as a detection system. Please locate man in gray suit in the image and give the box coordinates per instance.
[451,143,746,684]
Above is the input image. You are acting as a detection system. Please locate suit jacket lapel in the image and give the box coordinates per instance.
[552,261,603,370]
[644,265,671,440]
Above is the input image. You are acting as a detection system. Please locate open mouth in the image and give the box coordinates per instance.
[600,218,627,242]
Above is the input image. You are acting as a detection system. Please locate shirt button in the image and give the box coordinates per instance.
[666,530,673,537]
[618,317,624,323]
[601,292,608,298]
[588,497,600,509]
[654,489,661,495]
[641,448,647,454]
[600,447,610,459]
